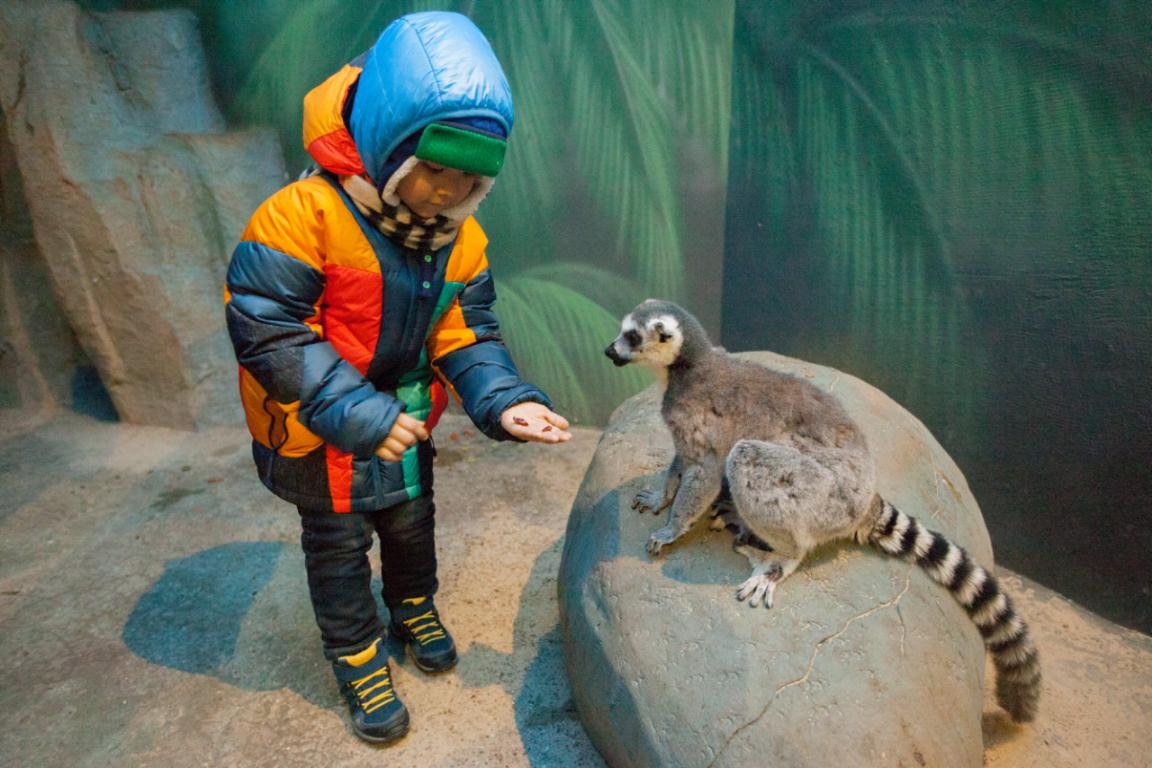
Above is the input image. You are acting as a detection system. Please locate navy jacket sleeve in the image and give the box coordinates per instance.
[436,340,552,440]
[428,252,551,440]
[224,188,402,457]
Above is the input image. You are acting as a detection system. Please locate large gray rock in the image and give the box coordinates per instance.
[0,1,287,427]
[559,352,994,768]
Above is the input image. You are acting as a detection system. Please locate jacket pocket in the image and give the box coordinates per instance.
[238,368,324,458]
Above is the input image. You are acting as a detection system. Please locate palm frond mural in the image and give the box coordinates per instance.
[728,1,1151,433]
[209,0,734,425]
[726,5,980,440]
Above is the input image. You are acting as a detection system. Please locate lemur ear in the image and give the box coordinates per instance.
[653,321,672,343]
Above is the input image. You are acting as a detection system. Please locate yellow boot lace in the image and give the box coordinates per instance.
[342,642,396,714]
[399,597,446,646]
[351,666,396,714]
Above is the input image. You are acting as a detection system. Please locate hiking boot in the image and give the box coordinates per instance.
[389,596,458,673]
[332,638,410,744]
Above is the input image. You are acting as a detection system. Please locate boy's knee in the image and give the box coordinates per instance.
[301,512,373,555]
[379,495,436,535]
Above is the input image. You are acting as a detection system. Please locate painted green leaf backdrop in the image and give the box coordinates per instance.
[190,0,736,426]
[724,0,1152,632]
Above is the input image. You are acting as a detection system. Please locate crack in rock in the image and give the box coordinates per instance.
[705,570,913,768]
[928,463,963,524]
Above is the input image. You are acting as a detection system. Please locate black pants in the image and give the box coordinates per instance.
[298,494,438,660]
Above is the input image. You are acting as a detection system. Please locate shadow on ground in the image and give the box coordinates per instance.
[120,537,344,713]
[123,541,284,679]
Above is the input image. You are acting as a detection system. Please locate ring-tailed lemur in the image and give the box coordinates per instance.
[604,299,1041,723]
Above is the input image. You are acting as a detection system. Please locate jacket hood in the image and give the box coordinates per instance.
[302,12,514,185]
[302,61,366,177]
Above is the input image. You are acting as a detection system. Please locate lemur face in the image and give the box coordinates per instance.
[604,303,684,370]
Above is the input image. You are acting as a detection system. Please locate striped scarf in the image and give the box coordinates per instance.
[340,174,460,252]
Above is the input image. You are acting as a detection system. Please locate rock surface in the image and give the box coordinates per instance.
[0,0,287,427]
[559,352,997,768]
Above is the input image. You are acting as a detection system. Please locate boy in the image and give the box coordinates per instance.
[223,12,570,744]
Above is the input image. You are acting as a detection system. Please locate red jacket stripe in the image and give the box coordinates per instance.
[325,444,354,513]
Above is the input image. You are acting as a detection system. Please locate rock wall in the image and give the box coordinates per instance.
[559,352,995,767]
[0,0,287,428]
[0,120,86,413]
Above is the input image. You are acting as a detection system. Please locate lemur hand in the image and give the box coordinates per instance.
[500,402,572,444]
[375,412,430,462]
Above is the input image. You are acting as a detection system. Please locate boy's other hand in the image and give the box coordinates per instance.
[375,412,430,462]
[500,402,572,444]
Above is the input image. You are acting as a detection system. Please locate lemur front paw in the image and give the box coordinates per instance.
[646,526,678,556]
[632,489,664,515]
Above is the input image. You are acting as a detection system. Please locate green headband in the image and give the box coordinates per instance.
[415,122,508,177]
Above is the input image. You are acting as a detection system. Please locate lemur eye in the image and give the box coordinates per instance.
[624,329,642,347]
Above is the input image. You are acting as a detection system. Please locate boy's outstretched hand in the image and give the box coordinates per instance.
[375,412,430,462]
[500,402,572,444]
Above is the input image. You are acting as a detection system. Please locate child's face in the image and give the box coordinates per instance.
[396,161,479,218]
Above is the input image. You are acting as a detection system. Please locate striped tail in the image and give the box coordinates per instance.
[869,499,1041,723]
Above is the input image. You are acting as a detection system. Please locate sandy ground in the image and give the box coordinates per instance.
[0,407,1149,767]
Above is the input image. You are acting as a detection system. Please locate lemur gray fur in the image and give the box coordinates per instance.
[604,298,1041,723]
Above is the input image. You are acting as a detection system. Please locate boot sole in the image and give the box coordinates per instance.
[353,713,411,745]
[406,644,458,674]
[388,627,458,673]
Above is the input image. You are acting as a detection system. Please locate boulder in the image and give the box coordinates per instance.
[0,0,287,427]
[559,352,994,768]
